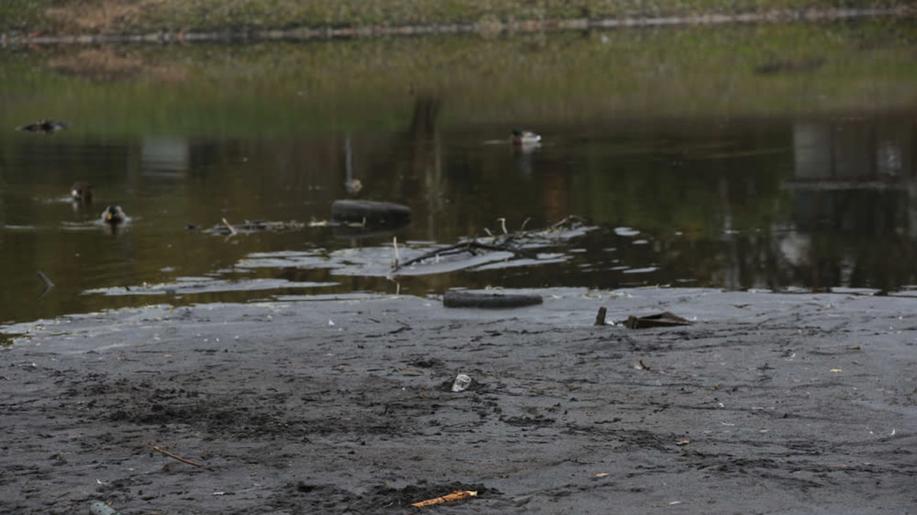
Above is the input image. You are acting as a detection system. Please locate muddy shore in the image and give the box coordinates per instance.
[1,288,915,513]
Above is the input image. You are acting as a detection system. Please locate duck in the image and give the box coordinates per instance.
[511,129,542,146]
[71,182,93,204]
[100,205,127,225]
[18,119,67,133]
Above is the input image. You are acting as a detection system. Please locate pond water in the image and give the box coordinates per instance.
[1,21,916,324]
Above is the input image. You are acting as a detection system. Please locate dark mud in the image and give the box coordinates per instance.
[1,288,916,513]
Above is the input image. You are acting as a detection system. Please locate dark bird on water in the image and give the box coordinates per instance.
[71,182,93,204]
[18,120,67,133]
[101,205,127,225]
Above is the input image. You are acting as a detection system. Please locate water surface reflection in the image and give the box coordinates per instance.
[1,22,915,323]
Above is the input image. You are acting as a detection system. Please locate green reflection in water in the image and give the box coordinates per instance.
[1,20,916,324]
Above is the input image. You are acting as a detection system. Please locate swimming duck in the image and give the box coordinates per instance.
[101,205,127,225]
[511,129,542,146]
[71,182,93,203]
[18,120,67,133]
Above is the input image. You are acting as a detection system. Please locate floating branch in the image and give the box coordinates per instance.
[392,240,538,272]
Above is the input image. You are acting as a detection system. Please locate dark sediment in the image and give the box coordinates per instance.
[0,288,915,513]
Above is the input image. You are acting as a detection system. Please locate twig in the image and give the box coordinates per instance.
[497,217,508,235]
[412,490,478,508]
[150,445,207,469]
[36,271,55,299]
[221,217,238,236]
[36,271,55,289]
[392,236,400,268]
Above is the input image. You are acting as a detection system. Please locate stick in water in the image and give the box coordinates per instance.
[392,236,400,269]
[221,217,238,236]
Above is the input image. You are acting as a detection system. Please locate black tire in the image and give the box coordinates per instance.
[443,290,543,309]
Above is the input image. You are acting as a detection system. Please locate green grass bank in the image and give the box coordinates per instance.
[0,0,913,39]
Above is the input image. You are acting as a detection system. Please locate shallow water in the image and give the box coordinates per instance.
[1,21,916,324]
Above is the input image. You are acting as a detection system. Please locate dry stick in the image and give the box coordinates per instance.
[150,445,207,469]
[411,490,478,508]
[36,271,55,299]
[221,217,238,236]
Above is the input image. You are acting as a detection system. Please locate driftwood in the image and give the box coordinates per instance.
[391,215,590,273]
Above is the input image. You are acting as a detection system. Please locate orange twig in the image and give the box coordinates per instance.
[411,490,477,508]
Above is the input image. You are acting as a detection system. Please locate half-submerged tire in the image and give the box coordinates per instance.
[331,200,411,229]
[443,290,543,309]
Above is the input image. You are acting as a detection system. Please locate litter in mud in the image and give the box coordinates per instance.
[442,290,543,309]
[623,311,693,329]
[88,500,120,515]
[411,489,478,508]
[451,373,472,392]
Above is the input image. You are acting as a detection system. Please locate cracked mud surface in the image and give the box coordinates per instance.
[1,288,915,513]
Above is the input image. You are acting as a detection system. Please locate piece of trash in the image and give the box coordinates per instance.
[675,438,691,446]
[411,490,478,508]
[890,428,896,436]
[89,500,121,515]
[593,472,609,478]
[451,373,472,392]
[634,359,651,371]
[328,320,335,327]
[623,312,693,329]
[594,306,607,326]
[669,500,683,506]
[830,368,843,373]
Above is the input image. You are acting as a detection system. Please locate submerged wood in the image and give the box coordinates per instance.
[392,215,588,272]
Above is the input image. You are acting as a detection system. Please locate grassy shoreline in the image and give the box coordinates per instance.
[0,1,913,43]
[2,20,915,137]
